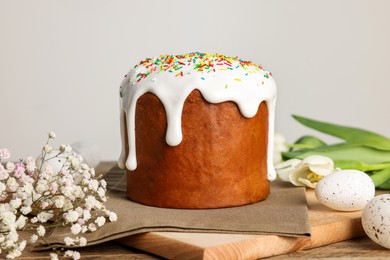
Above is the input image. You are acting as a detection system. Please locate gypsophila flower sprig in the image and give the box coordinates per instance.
[0,132,117,259]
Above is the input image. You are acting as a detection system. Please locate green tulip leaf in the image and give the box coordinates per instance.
[370,167,390,187]
[292,115,390,150]
[334,160,390,172]
[377,178,390,190]
[282,143,390,165]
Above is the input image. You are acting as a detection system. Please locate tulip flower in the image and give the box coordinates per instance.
[275,158,302,182]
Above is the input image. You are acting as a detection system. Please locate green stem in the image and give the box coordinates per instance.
[286,144,315,149]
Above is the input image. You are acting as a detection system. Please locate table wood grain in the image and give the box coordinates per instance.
[16,162,390,259]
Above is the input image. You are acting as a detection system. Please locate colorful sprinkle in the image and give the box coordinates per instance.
[120,52,271,97]
[131,52,269,83]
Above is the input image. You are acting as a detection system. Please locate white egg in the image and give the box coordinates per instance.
[362,194,390,249]
[315,169,375,211]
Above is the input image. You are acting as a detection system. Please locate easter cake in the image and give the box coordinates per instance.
[118,52,277,209]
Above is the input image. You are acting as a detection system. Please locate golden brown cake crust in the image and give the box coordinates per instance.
[125,90,269,209]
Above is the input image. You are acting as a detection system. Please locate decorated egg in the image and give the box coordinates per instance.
[362,194,390,249]
[315,169,375,211]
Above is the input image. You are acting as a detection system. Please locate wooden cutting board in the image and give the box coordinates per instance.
[116,189,365,259]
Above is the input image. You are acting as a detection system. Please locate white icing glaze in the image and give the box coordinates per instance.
[118,53,277,181]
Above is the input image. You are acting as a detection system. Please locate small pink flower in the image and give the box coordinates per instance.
[0,165,8,180]
[0,148,11,160]
[14,163,26,179]
[50,182,58,194]
[21,174,34,184]
[77,218,85,225]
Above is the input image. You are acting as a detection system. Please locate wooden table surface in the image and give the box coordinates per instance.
[16,162,390,259]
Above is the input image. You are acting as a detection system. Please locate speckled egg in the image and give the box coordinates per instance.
[315,170,375,211]
[362,194,390,249]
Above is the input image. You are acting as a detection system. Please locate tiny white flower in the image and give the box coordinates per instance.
[0,148,11,160]
[71,223,82,235]
[37,212,54,223]
[82,170,91,180]
[88,223,97,232]
[83,209,91,221]
[36,180,49,194]
[0,182,6,193]
[81,164,90,170]
[37,225,46,236]
[26,160,36,172]
[7,230,19,242]
[2,211,16,226]
[62,186,76,200]
[95,216,106,227]
[22,182,34,195]
[31,217,38,223]
[0,169,9,181]
[54,197,65,208]
[81,225,88,233]
[85,195,98,209]
[64,210,79,223]
[64,237,75,246]
[20,206,32,215]
[70,156,80,169]
[73,251,81,260]
[100,179,107,189]
[89,168,96,177]
[6,177,19,192]
[30,234,38,243]
[7,248,22,258]
[18,240,27,251]
[65,145,72,153]
[50,253,59,260]
[88,179,99,192]
[43,145,53,153]
[9,198,22,209]
[6,161,15,171]
[64,250,80,260]
[97,187,105,198]
[62,198,74,211]
[48,131,56,139]
[73,186,85,199]
[289,155,334,188]
[107,211,118,222]
[59,145,66,153]
[15,215,27,229]
[79,237,87,247]
[75,207,83,215]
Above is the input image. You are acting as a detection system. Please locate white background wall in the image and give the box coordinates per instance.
[1,0,389,161]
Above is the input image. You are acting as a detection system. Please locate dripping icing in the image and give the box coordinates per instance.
[118,53,277,181]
